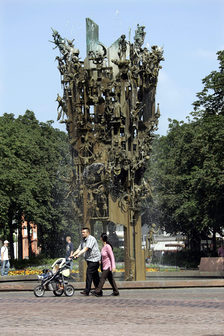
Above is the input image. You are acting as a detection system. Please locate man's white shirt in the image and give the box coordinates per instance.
[1,246,9,261]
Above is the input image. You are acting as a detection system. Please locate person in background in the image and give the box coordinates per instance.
[72,228,101,296]
[91,233,119,297]
[218,242,224,257]
[1,240,10,276]
[65,236,74,270]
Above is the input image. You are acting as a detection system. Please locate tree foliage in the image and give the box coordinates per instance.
[147,50,224,253]
[0,111,79,259]
[193,50,224,116]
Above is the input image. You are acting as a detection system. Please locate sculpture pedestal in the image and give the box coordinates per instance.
[124,217,146,281]
[199,257,224,272]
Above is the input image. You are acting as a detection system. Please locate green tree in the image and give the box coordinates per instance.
[0,111,79,260]
[148,51,224,254]
[193,50,224,116]
[148,116,224,253]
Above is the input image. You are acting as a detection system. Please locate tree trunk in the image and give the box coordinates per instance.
[212,228,217,257]
[102,221,107,233]
[27,221,32,258]
[190,230,201,253]
[8,209,15,262]
[18,224,23,260]
[91,221,95,237]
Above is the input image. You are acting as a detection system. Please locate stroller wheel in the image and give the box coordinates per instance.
[64,284,75,297]
[34,285,45,297]
[53,289,64,296]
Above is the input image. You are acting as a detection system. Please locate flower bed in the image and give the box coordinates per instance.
[146,268,159,272]
[8,266,159,276]
[8,269,43,276]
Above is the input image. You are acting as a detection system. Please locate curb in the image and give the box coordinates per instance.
[0,279,224,291]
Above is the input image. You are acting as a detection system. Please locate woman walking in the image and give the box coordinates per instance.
[91,233,119,297]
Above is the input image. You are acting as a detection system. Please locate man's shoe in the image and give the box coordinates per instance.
[91,290,103,297]
[80,291,89,296]
[110,292,120,296]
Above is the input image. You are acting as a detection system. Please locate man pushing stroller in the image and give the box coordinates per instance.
[72,227,102,296]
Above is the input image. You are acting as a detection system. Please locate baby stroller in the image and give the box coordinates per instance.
[33,257,75,297]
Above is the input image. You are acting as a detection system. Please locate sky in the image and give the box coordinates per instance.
[0,0,223,135]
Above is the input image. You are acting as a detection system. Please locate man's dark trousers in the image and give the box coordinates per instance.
[85,261,100,294]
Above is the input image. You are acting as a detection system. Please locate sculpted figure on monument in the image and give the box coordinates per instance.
[118,34,128,60]
[56,94,67,121]
[51,29,68,60]
[55,56,67,76]
[66,39,80,62]
[88,43,107,65]
[134,24,146,49]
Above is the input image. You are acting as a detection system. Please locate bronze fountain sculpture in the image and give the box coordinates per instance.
[52,18,163,280]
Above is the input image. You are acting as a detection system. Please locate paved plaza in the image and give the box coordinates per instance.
[0,288,223,336]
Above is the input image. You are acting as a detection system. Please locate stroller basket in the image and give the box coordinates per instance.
[61,268,70,277]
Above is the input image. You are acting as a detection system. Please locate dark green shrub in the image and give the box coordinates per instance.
[152,250,202,269]
[113,247,124,263]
